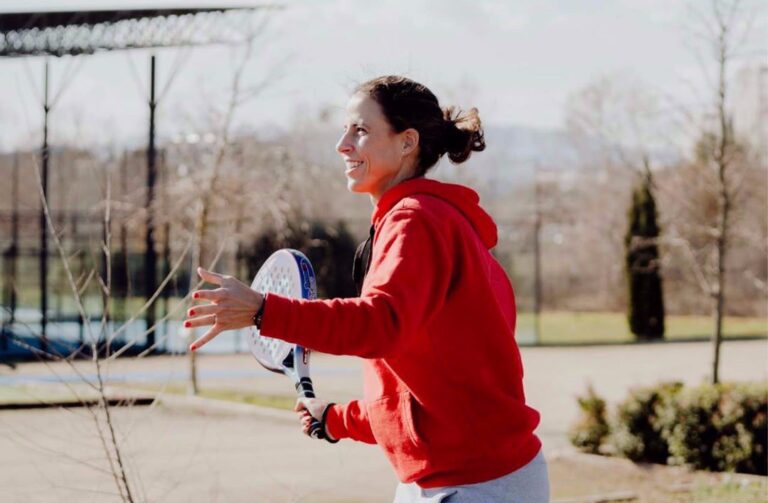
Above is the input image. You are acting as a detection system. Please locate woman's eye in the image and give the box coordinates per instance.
[356,127,367,135]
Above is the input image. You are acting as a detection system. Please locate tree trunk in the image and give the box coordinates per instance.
[711,21,731,385]
[188,202,209,395]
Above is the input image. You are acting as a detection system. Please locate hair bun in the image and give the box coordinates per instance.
[442,106,486,164]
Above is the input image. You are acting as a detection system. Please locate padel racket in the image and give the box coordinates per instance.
[247,249,325,439]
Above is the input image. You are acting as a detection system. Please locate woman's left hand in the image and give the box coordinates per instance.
[295,398,335,440]
[185,267,263,351]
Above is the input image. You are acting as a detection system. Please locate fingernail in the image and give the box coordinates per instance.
[193,293,199,299]
[184,321,191,328]
[189,344,197,351]
[189,310,195,316]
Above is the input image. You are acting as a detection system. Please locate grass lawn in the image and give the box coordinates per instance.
[517,311,767,344]
[0,381,297,412]
[9,293,767,346]
[0,385,68,405]
[688,479,768,502]
[191,388,296,410]
[0,383,107,406]
[123,383,297,411]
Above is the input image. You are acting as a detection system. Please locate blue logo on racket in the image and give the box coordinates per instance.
[288,250,317,300]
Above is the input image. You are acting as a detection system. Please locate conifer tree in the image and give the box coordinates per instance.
[625,171,665,340]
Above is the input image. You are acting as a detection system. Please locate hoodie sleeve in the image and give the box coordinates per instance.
[259,207,450,358]
[323,400,376,444]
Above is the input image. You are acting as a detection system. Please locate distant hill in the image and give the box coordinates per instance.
[445,124,582,185]
[265,121,584,193]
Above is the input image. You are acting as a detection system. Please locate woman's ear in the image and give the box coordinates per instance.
[401,128,419,156]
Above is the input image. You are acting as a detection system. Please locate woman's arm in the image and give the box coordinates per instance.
[296,398,377,444]
[186,208,449,357]
[259,208,450,358]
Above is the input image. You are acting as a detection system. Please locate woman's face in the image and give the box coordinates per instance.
[336,93,417,202]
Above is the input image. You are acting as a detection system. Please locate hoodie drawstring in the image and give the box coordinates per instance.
[352,225,375,295]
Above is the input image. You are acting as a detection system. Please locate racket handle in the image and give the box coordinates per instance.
[296,377,326,440]
[296,377,316,398]
[308,417,325,440]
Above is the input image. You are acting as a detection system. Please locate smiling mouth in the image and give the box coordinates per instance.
[345,160,364,171]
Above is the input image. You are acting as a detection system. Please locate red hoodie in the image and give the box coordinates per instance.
[261,178,541,488]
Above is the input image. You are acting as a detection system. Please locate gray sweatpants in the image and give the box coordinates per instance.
[393,450,549,503]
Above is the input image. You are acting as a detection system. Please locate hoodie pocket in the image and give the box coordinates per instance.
[401,391,427,448]
[368,391,429,480]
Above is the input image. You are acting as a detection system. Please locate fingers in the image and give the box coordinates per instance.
[197,267,226,286]
[295,400,323,438]
[294,398,321,418]
[189,326,222,351]
[295,399,310,432]
[187,304,220,318]
[192,288,225,302]
[185,314,216,329]
[300,412,313,436]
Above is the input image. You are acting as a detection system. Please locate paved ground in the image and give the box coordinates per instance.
[0,339,765,502]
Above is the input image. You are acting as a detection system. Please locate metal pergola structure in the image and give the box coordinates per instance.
[0,2,268,354]
[0,7,252,56]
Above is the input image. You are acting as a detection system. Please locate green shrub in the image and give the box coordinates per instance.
[659,382,767,475]
[612,382,682,463]
[569,385,611,454]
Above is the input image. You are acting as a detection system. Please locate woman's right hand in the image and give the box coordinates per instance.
[186,267,264,351]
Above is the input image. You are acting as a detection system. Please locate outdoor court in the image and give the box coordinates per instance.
[1,339,766,502]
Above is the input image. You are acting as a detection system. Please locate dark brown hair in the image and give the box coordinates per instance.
[354,76,485,176]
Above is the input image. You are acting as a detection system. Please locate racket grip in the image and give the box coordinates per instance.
[296,377,327,440]
[308,417,325,440]
[296,377,316,399]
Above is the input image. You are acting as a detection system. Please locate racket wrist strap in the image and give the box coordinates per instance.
[252,295,266,329]
[321,403,339,444]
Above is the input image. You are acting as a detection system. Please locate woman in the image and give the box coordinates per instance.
[184,76,549,502]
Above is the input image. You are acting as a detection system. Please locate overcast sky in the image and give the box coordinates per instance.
[0,0,764,151]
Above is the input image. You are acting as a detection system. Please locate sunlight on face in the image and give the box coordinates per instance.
[335,94,411,202]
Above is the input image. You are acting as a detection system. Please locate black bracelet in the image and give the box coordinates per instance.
[252,296,266,329]
[321,403,339,444]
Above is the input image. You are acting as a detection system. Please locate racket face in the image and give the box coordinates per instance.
[247,249,316,371]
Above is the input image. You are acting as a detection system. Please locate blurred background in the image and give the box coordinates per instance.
[0,1,766,502]
[0,0,766,354]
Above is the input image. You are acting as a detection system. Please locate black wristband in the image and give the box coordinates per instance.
[252,295,266,329]
[321,403,339,444]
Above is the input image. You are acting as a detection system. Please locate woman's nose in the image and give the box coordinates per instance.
[336,133,353,154]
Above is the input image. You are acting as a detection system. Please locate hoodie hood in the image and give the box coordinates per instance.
[372,178,498,249]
